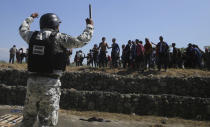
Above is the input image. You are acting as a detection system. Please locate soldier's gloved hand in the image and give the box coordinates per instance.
[86,18,94,25]
[31,13,39,18]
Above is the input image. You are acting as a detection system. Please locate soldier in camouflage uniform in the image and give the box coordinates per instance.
[19,13,94,127]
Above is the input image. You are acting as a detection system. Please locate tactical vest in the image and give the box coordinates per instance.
[28,31,67,73]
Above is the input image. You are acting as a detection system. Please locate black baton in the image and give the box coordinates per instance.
[89,4,92,19]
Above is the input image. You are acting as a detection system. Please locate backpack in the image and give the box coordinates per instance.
[28,31,68,73]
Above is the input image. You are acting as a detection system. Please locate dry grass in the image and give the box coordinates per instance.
[1,63,210,77]
[0,63,27,70]
[60,109,210,126]
[66,66,210,77]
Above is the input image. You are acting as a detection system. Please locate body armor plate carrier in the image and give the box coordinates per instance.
[28,31,67,73]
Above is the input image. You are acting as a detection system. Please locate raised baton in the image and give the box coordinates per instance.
[89,4,92,19]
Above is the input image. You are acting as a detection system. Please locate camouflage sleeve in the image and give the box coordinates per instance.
[57,24,94,48]
[19,17,34,44]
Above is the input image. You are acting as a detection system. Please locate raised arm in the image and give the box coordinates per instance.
[58,19,94,49]
[19,13,38,44]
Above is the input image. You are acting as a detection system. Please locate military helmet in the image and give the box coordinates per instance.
[40,13,61,31]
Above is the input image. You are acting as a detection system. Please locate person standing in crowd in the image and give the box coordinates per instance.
[78,50,85,66]
[121,44,126,68]
[171,43,178,68]
[92,44,99,67]
[192,45,202,68]
[130,41,137,68]
[136,40,145,71]
[110,38,120,68]
[156,36,169,71]
[204,48,210,69]
[86,49,94,66]
[74,51,79,66]
[177,49,183,68]
[185,43,194,68]
[144,38,152,70]
[19,48,25,64]
[124,40,132,68]
[98,37,109,68]
[16,48,21,63]
[19,12,93,127]
[9,45,17,64]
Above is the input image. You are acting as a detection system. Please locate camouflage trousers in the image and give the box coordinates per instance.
[20,76,61,127]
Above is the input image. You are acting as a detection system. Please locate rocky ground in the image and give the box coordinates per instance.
[0,105,209,127]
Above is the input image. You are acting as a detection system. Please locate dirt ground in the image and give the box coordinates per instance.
[1,63,210,77]
[0,105,210,127]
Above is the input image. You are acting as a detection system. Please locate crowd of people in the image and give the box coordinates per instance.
[8,45,73,65]
[74,36,210,71]
[9,36,210,71]
[9,45,27,64]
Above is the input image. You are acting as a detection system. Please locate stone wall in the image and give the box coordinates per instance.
[60,90,210,120]
[0,69,210,120]
[0,84,26,106]
[0,84,210,120]
[0,69,210,97]
[61,72,210,98]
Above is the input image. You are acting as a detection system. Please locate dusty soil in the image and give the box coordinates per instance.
[0,105,209,127]
[1,63,210,77]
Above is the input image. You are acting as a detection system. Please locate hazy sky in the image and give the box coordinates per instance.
[0,0,210,61]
